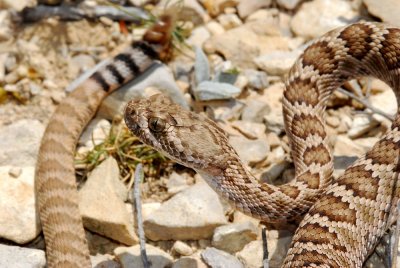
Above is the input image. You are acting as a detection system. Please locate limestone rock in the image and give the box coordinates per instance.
[172,241,194,256]
[217,13,243,30]
[156,0,207,25]
[212,222,258,253]
[0,166,41,244]
[277,0,301,9]
[0,0,36,11]
[98,63,188,119]
[0,244,45,268]
[231,120,267,140]
[369,89,397,124]
[363,0,400,26]
[114,244,173,268]
[167,172,189,195]
[347,114,379,139]
[291,0,359,39]
[254,50,302,76]
[187,26,211,47]
[229,136,269,165]
[79,157,137,245]
[0,119,44,167]
[201,247,244,268]
[241,99,271,123]
[79,118,111,150]
[173,256,208,268]
[243,69,269,90]
[144,181,227,241]
[90,254,120,268]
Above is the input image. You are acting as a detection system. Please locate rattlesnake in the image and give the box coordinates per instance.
[124,22,400,267]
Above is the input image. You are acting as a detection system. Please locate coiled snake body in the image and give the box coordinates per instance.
[124,22,400,267]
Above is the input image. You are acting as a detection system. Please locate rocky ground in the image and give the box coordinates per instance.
[0,0,400,267]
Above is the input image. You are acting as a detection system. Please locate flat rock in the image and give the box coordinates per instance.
[114,244,173,268]
[0,244,46,268]
[291,0,359,39]
[363,0,400,26]
[237,0,271,18]
[254,50,301,76]
[212,222,258,253]
[0,119,44,167]
[201,247,244,268]
[0,166,41,244]
[229,136,269,165]
[98,63,188,120]
[194,80,242,101]
[144,180,227,241]
[79,157,137,245]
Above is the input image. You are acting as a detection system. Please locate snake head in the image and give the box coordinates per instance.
[124,94,232,175]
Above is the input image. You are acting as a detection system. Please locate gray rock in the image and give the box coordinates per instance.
[114,244,173,268]
[237,0,272,18]
[173,256,208,268]
[212,222,258,253]
[167,172,189,195]
[201,247,244,268]
[0,244,46,268]
[254,50,301,76]
[0,166,41,244]
[98,63,188,119]
[291,0,359,39]
[79,157,137,245]
[241,99,271,123]
[0,119,44,167]
[144,180,227,241]
[229,136,269,165]
[90,254,120,268]
[363,0,400,26]
[243,69,269,90]
[194,81,242,101]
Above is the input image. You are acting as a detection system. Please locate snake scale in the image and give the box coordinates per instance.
[35,14,400,267]
[124,21,400,267]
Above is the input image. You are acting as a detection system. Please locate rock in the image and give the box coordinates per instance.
[0,0,36,11]
[79,157,137,245]
[156,0,207,25]
[0,119,44,167]
[98,63,188,120]
[347,114,380,139]
[243,69,269,90]
[217,13,243,30]
[0,166,41,244]
[206,21,225,36]
[212,222,258,253]
[0,244,45,268]
[245,9,293,37]
[172,241,194,256]
[187,26,211,47]
[201,0,238,16]
[261,84,285,134]
[114,244,173,268]
[237,0,271,18]
[194,80,242,101]
[173,256,208,268]
[254,50,302,76]
[70,54,96,77]
[0,11,12,41]
[291,0,359,39]
[233,211,260,226]
[265,230,293,267]
[231,120,267,140]
[79,118,111,150]
[204,26,291,68]
[201,247,244,268]
[229,136,269,165]
[262,160,291,183]
[90,254,120,268]
[141,202,162,221]
[167,172,189,195]
[277,0,301,9]
[144,180,227,241]
[369,89,397,124]
[363,0,400,26]
[334,135,369,159]
[241,99,271,123]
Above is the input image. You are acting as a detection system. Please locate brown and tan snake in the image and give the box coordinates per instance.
[124,22,400,267]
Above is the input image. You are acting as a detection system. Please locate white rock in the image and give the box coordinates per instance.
[79,118,111,150]
[241,99,271,123]
[217,13,243,30]
[167,172,189,195]
[0,11,12,41]
[363,0,400,26]
[201,247,244,268]
[144,180,227,241]
[237,0,272,18]
[115,244,173,268]
[0,119,44,167]
[212,222,258,253]
[229,136,270,165]
[98,64,188,119]
[0,0,36,11]
[254,50,301,76]
[206,21,225,36]
[369,89,397,124]
[172,240,194,256]
[0,166,41,244]
[243,69,269,90]
[79,157,137,245]
[156,0,207,25]
[187,26,211,47]
[347,113,380,139]
[291,0,359,39]
[142,202,162,221]
[231,120,267,140]
[0,244,45,268]
[277,0,301,9]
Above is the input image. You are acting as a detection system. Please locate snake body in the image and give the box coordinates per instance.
[124,22,400,267]
[35,16,173,267]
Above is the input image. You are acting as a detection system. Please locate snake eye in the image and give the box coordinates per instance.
[149,117,166,132]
